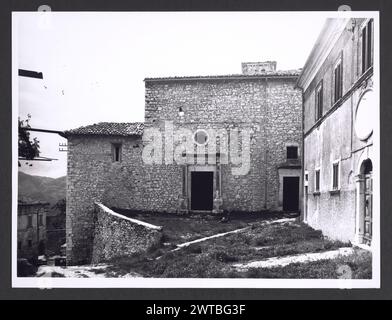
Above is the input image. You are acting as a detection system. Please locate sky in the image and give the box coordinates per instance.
[14,12,326,178]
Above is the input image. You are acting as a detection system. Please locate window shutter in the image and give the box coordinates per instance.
[362,26,367,74]
[367,20,373,68]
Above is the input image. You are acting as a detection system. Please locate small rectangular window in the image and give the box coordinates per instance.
[18,241,21,250]
[315,81,323,120]
[112,143,122,162]
[286,146,298,159]
[315,169,320,192]
[334,59,343,103]
[39,214,43,226]
[28,240,32,248]
[362,19,373,74]
[332,162,339,190]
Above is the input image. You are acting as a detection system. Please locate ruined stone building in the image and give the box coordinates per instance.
[17,199,48,261]
[65,61,302,265]
[297,18,376,245]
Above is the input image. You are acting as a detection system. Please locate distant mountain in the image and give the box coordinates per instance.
[18,171,66,205]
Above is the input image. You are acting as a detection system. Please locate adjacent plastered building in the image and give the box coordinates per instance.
[17,199,48,261]
[296,18,376,246]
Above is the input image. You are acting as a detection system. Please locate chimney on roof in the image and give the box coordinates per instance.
[241,61,277,75]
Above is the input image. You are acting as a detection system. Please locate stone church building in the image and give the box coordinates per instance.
[65,61,303,265]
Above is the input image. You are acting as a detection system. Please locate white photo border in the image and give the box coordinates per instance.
[12,10,380,289]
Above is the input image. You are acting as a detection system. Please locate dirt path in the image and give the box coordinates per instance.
[232,247,355,270]
[36,265,141,278]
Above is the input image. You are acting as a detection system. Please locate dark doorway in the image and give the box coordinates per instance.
[361,159,373,245]
[283,176,300,211]
[38,241,46,255]
[191,171,213,211]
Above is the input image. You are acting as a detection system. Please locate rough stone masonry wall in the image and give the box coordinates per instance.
[265,80,303,208]
[67,76,302,264]
[66,134,180,265]
[145,77,302,211]
[91,203,163,264]
[145,79,267,212]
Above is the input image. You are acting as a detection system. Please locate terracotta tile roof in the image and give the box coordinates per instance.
[65,122,144,137]
[144,69,302,82]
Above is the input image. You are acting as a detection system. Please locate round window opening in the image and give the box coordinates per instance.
[354,89,375,141]
[194,129,209,146]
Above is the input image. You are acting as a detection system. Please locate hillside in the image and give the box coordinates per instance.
[18,171,66,205]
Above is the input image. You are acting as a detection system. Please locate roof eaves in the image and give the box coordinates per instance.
[144,72,301,82]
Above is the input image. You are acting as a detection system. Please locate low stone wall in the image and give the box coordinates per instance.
[92,203,163,264]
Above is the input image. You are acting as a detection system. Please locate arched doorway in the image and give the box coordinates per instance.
[356,159,373,246]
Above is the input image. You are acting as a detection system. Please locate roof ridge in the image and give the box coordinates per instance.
[65,122,145,137]
[144,69,302,81]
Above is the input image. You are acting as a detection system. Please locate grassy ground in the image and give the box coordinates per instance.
[105,218,372,279]
[114,209,295,244]
[244,249,372,279]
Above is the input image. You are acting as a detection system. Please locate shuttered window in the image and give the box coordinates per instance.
[315,169,320,192]
[362,19,373,74]
[334,59,343,103]
[332,162,339,190]
[315,81,323,121]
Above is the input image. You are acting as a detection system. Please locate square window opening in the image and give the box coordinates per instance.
[287,146,298,160]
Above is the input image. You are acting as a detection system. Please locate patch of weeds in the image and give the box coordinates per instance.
[159,253,226,278]
[51,271,65,278]
[252,236,275,246]
[148,248,165,259]
[211,251,239,263]
[184,244,202,254]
